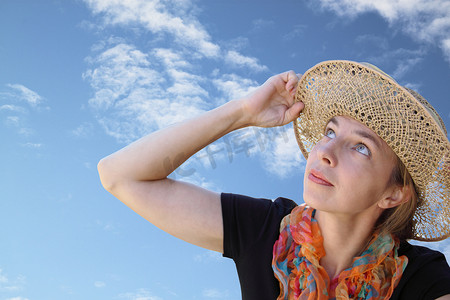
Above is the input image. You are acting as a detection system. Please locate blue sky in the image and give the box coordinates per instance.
[1,0,450,299]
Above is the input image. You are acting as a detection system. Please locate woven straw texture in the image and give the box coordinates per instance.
[294,60,450,241]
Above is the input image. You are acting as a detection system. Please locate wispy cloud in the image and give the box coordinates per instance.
[72,122,94,138]
[354,34,389,51]
[351,38,427,81]
[21,142,43,149]
[5,84,44,107]
[0,84,46,140]
[202,288,229,299]
[224,51,268,72]
[317,0,450,64]
[96,219,118,232]
[251,18,275,32]
[4,116,21,127]
[94,281,106,288]
[0,269,26,293]
[260,126,306,178]
[442,38,450,62]
[212,73,259,103]
[194,250,222,263]
[118,288,162,300]
[283,24,307,41]
[0,104,27,113]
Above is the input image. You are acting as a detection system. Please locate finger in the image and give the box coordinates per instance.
[285,70,299,97]
[284,101,305,124]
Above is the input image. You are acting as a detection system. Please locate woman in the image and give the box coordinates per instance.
[98,60,450,299]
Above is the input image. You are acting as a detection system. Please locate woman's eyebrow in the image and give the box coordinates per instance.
[328,116,339,127]
[353,129,382,151]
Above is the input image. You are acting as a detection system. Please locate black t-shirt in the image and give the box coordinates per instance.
[221,193,450,300]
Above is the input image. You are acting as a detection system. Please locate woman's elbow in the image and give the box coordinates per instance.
[97,157,120,194]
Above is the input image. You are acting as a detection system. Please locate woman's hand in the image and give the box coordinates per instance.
[238,70,304,128]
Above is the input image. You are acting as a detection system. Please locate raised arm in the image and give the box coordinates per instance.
[97,71,303,253]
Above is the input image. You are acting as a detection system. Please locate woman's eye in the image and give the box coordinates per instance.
[355,143,371,156]
[325,128,336,138]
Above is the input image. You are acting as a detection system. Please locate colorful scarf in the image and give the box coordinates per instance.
[272,204,408,300]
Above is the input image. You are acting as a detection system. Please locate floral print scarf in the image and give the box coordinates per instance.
[272,204,408,300]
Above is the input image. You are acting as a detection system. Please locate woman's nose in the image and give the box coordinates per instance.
[315,139,338,167]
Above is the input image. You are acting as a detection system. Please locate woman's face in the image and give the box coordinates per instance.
[303,116,398,217]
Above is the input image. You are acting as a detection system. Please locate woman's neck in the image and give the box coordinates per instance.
[315,208,381,279]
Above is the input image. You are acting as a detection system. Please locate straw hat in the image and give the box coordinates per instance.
[293,60,450,241]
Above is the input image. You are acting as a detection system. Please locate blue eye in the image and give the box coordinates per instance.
[355,143,371,156]
[325,128,336,138]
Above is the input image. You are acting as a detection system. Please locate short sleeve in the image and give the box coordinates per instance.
[221,193,297,300]
[221,193,297,260]
[392,242,450,300]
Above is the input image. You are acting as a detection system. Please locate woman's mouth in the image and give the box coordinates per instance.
[308,170,333,186]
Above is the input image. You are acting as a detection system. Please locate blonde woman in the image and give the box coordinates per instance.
[98,61,450,299]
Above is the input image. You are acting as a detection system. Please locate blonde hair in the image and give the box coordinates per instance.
[375,156,418,240]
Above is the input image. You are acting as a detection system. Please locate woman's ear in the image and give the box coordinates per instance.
[378,185,412,209]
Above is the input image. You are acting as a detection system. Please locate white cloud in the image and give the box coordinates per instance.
[221,36,250,52]
[251,18,275,32]
[194,250,222,263]
[442,38,450,62]
[177,171,220,192]
[83,42,210,143]
[317,0,450,63]
[118,288,162,300]
[225,51,268,72]
[83,43,161,110]
[22,142,42,149]
[0,270,7,283]
[72,122,94,138]
[84,0,220,58]
[354,34,389,51]
[153,48,191,69]
[94,281,106,288]
[6,297,29,300]
[0,84,47,139]
[18,128,34,137]
[0,104,26,113]
[0,269,26,293]
[260,126,306,178]
[4,116,20,127]
[283,24,307,41]
[6,84,44,107]
[202,288,229,298]
[212,73,259,103]
[96,220,117,232]
[361,47,426,80]
[391,57,423,79]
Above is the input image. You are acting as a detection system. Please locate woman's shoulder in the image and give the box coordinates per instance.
[399,241,446,262]
[392,241,450,300]
[221,192,297,215]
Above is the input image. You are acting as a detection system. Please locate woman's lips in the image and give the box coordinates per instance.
[308,170,333,186]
